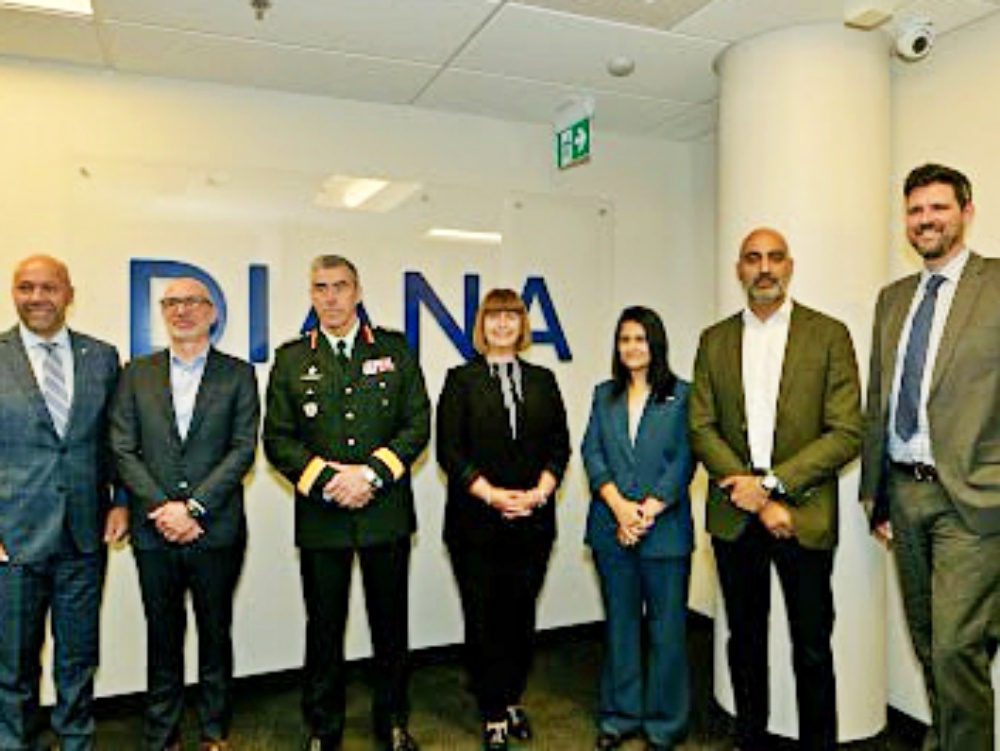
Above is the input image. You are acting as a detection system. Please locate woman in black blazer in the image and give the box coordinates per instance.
[437,288,571,751]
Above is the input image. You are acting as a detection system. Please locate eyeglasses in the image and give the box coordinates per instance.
[160,296,212,310]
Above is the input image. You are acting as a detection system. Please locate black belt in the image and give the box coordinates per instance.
[890,461,938,482]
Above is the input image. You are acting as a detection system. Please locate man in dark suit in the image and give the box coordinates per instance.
[263,255,430,751]
[861,164,1000,751]
[110,277,259,751]
[0,254,126,751]
[689,228,863,750]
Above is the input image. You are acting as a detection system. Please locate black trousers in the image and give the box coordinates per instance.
[299,540,412,740]
[134,544,245,749]
[448,536,552,723]
[713,520,837,751]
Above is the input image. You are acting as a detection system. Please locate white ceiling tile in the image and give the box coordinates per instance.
[646,101,718,139]
[104,22,439,103]
[0,7,103,65]
[94,0,501,63]
[893,0,1000,34]
[452,4,725,102]
[419,67,693,134]
[510,0,716,30]
[674,0,843,42]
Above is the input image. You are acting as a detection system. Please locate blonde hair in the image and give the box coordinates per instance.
[472,288,531,354]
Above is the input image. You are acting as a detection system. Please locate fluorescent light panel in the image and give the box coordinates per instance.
[1,0,93,15]
[341,178,389,209]
[426,228,502,245]
[314,174,420,213]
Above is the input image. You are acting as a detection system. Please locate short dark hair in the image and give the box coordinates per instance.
[611,306,677,403]
[472,288,531,355]
[310,254,359,284]
[904,164,973,208]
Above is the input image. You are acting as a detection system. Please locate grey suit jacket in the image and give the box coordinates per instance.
[861,252,1000,535]
[689,302,863,549]
[0,326,120,563]
[110,347,260,550]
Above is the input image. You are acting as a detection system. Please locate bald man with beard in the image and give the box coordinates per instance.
[689,229,862,750]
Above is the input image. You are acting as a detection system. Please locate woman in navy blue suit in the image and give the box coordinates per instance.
[582,306,694,751]
[437,289,571,751]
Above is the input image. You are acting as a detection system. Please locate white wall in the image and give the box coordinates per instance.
[0,59,718,697]
[890,13,1000,727]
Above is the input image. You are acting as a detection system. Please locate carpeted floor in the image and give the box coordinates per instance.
[87,615,925,749]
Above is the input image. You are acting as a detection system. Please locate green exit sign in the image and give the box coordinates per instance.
[555,117,591,170]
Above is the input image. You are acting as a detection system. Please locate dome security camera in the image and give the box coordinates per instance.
[896,18,934,61]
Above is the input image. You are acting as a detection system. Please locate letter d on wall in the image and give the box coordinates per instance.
[130,259,228,357]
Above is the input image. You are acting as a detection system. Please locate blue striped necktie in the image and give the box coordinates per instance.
[895,274,946,441]
[40,341,70,437]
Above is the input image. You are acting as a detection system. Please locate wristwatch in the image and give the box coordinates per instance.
[362,465,384,491]
[185,498,207,519]
[760,472,786,500]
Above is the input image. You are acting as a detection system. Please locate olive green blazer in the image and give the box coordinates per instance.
[689,302,863,549]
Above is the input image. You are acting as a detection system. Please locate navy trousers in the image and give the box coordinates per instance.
[593,548,690,746]
[0,549,103,751]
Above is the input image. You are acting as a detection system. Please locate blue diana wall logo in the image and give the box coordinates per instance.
[130,260,571,363]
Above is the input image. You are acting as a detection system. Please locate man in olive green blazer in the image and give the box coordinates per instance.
[689,228,862,751]
[861,164,1000,751]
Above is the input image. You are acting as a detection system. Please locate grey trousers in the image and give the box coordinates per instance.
[889,469,1000,751]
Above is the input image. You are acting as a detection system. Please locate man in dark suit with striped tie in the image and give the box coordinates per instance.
[0,255,126,751]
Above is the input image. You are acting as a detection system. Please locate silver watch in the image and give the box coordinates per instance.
[362,465,383,490]
[760,472,786,499]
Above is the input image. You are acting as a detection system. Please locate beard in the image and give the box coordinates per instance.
[745,275,787,305]
[909,222,962,260]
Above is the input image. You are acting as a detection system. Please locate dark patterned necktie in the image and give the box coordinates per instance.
[895,274,946,441]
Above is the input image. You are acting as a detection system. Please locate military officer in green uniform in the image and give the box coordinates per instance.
[263,254,430,751]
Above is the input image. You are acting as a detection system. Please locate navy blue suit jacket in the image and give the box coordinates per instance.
[582,379,694,558]
[0,326,120,563]
[110,347,259,551]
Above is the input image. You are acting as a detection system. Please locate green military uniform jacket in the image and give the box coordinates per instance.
[689,302,862,550]
[263,324,431,549]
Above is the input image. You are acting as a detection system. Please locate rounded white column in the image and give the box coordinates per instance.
[713,23,890,742]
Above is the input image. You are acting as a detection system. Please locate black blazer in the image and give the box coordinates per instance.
[437,355,571,547]
[110,347,260,551]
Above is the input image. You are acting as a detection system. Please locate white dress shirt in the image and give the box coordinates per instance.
[888,247,970,465]
[742,298,793,470]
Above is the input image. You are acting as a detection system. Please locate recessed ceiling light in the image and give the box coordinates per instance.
[425,228,502,245]
[0,0,93,16]
[314,174,421,213]
[341,178,389,209]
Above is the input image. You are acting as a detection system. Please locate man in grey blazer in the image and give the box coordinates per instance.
[111,277,259,751]
[861,164,1000,751]
[0,255,126,751]
[690,228,862,750]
